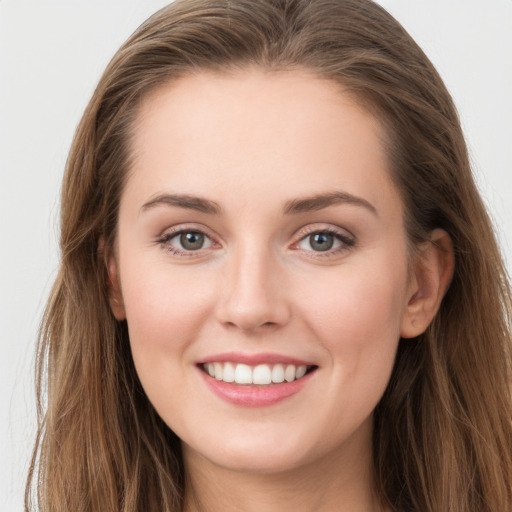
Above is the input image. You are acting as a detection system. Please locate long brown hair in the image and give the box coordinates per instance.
[26,1,512,510]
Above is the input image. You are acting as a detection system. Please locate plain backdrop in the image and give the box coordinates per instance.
[1,1,511,510]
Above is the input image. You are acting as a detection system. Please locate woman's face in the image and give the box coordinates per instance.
[111,69,419,474]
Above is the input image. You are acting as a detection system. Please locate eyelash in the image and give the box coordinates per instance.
[157,226,217,257]
[292,226,355,258]
[157,225,355,258]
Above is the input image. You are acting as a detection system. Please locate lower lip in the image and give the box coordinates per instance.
[199,369,315,407]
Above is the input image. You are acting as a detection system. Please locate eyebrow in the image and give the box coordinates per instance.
[283,191,378,216]
[140,190,377,217]
[141,194,221,215]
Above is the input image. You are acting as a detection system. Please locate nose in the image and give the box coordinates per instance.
[215,245,291,333]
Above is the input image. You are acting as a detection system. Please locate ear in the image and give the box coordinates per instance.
[98,237,126,321]
[400,229,454,338]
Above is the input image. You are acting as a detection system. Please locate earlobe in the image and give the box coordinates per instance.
[400,229,454,339]
[107,256,127,321]
[98,237,126,321]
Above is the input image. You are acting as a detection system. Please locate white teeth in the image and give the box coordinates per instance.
[253,364,272,385]
[296,365,307,379]
[284,364,296,382]
[204,362,311,385]
[271,364,285,383]
[223,362,235,382]
[214,362,223,380]
[234,363,252,384]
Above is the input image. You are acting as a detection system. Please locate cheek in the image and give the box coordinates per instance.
[300,262,407,338]
[118,260,220,425]
[294,254,408,389]
[120,258,216,363]
[302,267,407,430]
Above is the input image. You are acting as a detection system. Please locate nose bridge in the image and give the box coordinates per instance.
[216,239,289,331]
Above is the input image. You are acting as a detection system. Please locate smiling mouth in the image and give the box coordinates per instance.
[200,362,317,386]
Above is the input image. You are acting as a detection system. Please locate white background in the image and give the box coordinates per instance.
[1,1,511,510]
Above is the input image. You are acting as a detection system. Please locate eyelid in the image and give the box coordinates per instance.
[158,222,219,239]
[157,223,221,255]
[290,223,356,255]
[293,223,355,241]
[155,222,355,258]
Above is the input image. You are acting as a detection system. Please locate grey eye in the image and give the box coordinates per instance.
[160,229,214,254]
[308,233,334,251]
[179,231,207,250]
[297,231,349,253]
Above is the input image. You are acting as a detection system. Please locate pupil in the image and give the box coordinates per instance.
[310,233,333,251]
[180,232,204,250]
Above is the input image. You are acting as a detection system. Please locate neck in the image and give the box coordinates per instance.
[182,428,385,512]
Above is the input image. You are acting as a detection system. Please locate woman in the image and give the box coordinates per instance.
[26,0,512,511]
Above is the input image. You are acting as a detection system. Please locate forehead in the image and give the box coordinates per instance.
[126,69,400,219]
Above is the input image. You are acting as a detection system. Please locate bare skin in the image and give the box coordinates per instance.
[108,69,453,512]
[182,423,382,512]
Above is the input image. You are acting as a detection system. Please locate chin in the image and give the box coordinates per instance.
[197,448,311,475]
[182,425,319,475]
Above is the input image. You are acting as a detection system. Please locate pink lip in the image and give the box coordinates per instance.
[197,366,317,409]
[199,351,313,366]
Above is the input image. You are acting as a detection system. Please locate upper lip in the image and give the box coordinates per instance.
[198,352,315,366]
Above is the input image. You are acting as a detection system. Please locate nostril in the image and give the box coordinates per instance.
[219,310,283,332]
[213,256,292,330]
